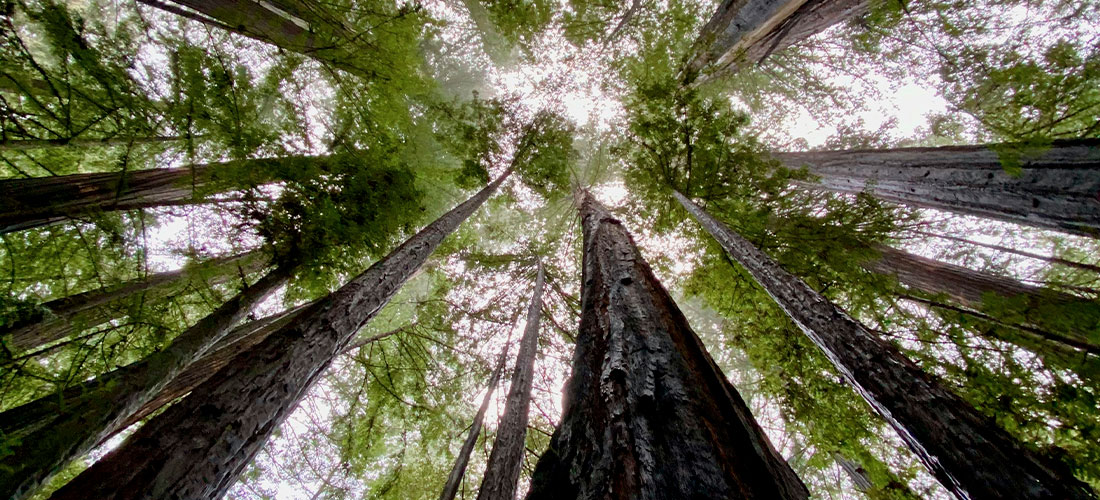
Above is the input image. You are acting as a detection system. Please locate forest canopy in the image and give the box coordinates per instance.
[1,0,1098,498]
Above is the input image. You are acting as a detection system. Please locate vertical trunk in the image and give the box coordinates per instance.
[526,191,808,499]
[675,190,1094,500]
[778,139,1100,237]
[865,243,1100,354]
[0,262,294,500]
[909,229,1100,275]
[476,261,544,500]
[684,0,868,84]
[439,349,509,500]
[47,168,513,500]
[1,250,265,355]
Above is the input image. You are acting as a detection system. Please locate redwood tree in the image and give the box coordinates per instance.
[675,189,1095,500]
[439,349,508,500]
[526,191,808,499]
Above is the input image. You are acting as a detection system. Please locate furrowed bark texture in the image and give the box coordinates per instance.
[684,0,868,84]
[526,192,808,500]
[49,168,512,500]
[778,139,1100,236]
[439,350,509,500]
[675,190,1095,500]
[0,303,308,443]
[866,244,1100,354]
[1,250,264,354]
[0,263,292,500]
[476,262,544,500]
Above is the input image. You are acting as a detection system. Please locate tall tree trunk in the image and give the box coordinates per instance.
[0,301,310,444]
[684,0,868,84]
[47,167,513,500]
[0,156,299,233]
[439,349,509,500]
[778,139,1100,237]
[674,190,1095,500]
[865,243,1100,354]
[909,229,1100,274]
[526,191,808,499]
[1,250,264,355]
[476,261,544,500]
[0,262,294,500]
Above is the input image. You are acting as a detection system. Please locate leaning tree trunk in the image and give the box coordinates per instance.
[683,0,869,84]
[439,349,509,500]
[0,301,311,444]
[47,167,514,500]
[674,190,1095,500]
[526,191,808,499]
[1,250,265,355]
[0,135,196,151]
[0,155,303,233]
[778,139,1100,237]
[909,229,1100,274]
[0,262,294,500]
[866,243,1100,355]
[476,261,544,500]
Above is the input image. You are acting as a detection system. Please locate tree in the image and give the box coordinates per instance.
[476,260,543,500]
[439,348,508,500]
[46,166,514,500]
[674,190,1094,500]
[525,191,808,499]
[779,139,1100,237]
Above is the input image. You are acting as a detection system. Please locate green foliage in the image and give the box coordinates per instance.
[513,111,576,198]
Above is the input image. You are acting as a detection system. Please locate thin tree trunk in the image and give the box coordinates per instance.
[779,139,1100,237]
[0,301,310,444]
[683,0,868,84]
[476,261,544,500]
[832,453,872,493]
[865,243,1100,354]
[0,262,294,500]
[675,190,1095,500]
[526,191,808,499]
[909,229,1100,275]
[47,167,513,500]
[0,135,197,151]
[439,349,509,500]
[1,250,264,355]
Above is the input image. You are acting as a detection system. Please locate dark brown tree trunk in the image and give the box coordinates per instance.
[526,191,808,500]
[439,349,509,500]
[477,261,544,500]
[47,167,513,500]
[675,190,1095,500]
[865,243,1100,355]
[1,250,264,355]
[778,139,1100,237]
[684,0,868,84]
[909,229,1100,274]
[0,262,294,500]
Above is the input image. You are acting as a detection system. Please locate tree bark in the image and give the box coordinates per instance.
[526,191,808,500]
[1,250,265,355]
[47,167,513,500]
[675,190,1095,500]
[832,453,872,493]
[683,0,868,84]
[865,243,1100,355]
[439,349,509,500]
[909,229,1100,275]
[778,139,1100,237]
[476,261,544,500]
[0,262,293,500]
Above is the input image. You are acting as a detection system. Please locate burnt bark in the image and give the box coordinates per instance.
[47,167,513,500]
[439,349,509,500]
[526,191,808,500]
[684,0,868,84]
[866,243,1100,354]
[675,190,1095,500]
[0,262,293,500]
[778,139,1100,237]
[1,250,264,355]
[476,261,544,500]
